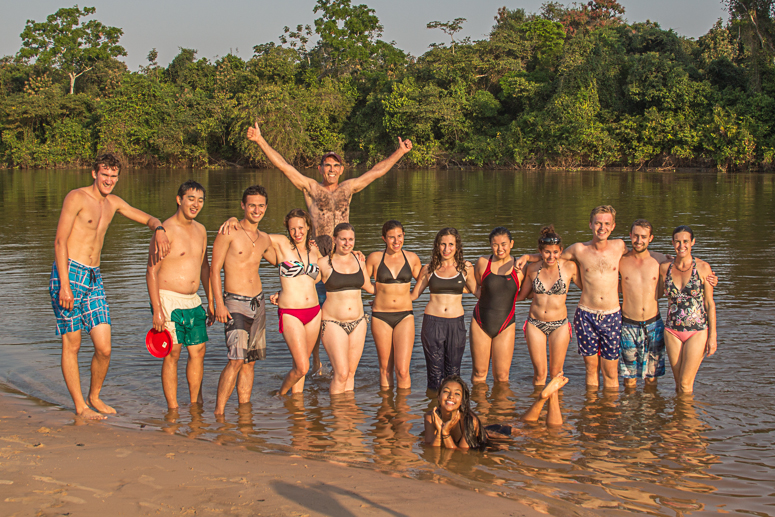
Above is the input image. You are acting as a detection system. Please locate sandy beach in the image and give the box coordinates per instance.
[0,389,574,517]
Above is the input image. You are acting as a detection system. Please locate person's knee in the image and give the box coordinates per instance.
[334,369,349,384]
[295,359,310,377]
[624,378,637,388]
[187,344,206,360]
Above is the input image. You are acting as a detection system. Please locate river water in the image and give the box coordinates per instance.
[1,168,773,515]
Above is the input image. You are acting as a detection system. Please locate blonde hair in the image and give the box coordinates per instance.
[589,205,616,223]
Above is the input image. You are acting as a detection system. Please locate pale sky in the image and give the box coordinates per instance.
[1,0,727,70]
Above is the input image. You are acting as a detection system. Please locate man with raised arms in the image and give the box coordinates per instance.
[245,122,413,239]
[146,180,214,410]
[212,185,276,416]
[618,219,717,389]
[51,152,170,419]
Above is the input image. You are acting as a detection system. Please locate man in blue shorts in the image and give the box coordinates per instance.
[51,152,169,419]
[559,206,627,389]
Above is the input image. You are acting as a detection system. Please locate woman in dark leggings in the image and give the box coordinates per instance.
[470,227,524,385]
[366,220,423,389]
[412,228,476,391]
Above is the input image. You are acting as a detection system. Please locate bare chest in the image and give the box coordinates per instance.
[579,250,619,279]
[620,259,659,288]
[75,201,115,235]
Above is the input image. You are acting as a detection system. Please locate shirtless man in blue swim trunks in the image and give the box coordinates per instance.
[51,152,170,419]
[146,180,214,410]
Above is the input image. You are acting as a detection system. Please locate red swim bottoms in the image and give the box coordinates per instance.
[278,306,321,333]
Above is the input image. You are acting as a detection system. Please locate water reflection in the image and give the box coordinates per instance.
[1,168,773,514]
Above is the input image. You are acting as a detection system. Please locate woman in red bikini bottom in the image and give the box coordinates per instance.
[659,225,717,394]
[268,209,323,395]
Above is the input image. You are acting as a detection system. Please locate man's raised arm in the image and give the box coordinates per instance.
[348,137,413,193]
[247,123,313,191]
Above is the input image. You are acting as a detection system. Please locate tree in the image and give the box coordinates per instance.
[16,6,126,94]
[427,18,467,55]
[313,0,384,75]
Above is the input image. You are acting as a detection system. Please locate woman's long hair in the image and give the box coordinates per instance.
[329,222,355,265]
[429,227,465,274]
[284,209,313,251]
[438,375,488,450]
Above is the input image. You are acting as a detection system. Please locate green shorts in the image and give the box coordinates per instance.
[158,290,209,347]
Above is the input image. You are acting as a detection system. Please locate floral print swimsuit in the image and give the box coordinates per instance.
[665,258,707,332]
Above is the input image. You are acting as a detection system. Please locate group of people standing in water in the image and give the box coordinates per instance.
[49,123,719,453]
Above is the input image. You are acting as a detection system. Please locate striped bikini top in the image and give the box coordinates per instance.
[279,247,319,279]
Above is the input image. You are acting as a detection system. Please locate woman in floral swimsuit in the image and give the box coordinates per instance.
[659,225,717,394]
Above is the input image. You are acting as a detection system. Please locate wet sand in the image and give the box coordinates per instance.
[0,391,559,517]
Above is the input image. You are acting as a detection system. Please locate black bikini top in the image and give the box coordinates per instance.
[324,254,365,292]
[428,270,466,295]
[376,250,412,284]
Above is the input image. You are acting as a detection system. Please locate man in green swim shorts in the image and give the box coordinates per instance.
[146,180,214,410]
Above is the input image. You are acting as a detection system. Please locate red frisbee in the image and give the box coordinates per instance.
[146,329,173,358]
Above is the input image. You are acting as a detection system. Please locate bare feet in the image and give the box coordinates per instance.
[76,406,107,420]
[540,373,568,400]
[87,396,116,414]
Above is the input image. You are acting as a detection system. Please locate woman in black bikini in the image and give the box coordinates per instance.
[317,223,374,394]
[412,228,477,391]
[470,227,524,385]
[366,221,423,389]
[516,226,580,386]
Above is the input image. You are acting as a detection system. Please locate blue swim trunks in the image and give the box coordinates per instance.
[50,259,111,336]
[315,280,327,306]
[619,314,665,379]
[574,305,622,361]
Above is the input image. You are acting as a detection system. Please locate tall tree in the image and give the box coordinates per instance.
[16,5,126,94]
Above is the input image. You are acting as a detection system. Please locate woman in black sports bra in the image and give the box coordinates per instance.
[516,226,580,386]
[470,227,524,385]
[317,223,374,394]
[366,220,422,389]
[412,228,477,391]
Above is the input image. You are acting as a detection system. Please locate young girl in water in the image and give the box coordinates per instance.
[424,373,568,449]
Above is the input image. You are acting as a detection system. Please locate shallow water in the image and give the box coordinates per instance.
[1,168,774,515]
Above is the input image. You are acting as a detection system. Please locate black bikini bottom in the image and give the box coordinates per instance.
[372,310,413,329]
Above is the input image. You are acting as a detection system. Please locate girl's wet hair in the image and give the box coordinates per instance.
[330,222,355,264]
[538,225,562,250]
[437,375,488,450]
[429,227,465,274]
[672,225,694,240]
[284,208,313,251]
[382,220,404,238]
[489,226,512,243]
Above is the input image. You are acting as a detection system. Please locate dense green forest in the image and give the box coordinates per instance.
[1,0,774,171]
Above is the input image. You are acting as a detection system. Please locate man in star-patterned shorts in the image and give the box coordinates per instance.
[574,306,622,361]
[555,205,627,389]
